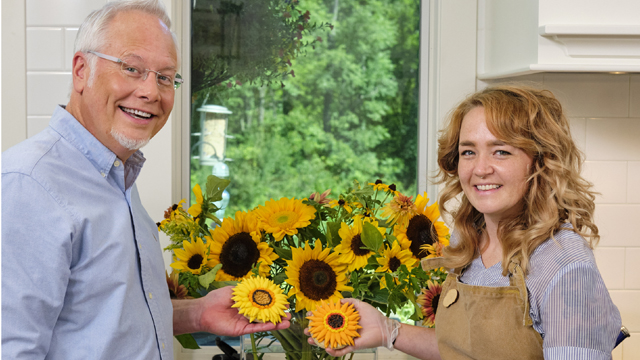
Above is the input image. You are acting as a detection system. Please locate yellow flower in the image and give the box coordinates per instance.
[285,240,353,312]
[171,236,215,275]
[208,211,278,281]
[188,184,204,218]
[158,199,188,229]
[375,241,417,289]
[254,198,317,241]
[335,218,384,271]
[328,198,353,213]
[368,180,398,195]
[231,276,288,324]
[380,193,418,228]
[395,192,449,260]
[307,301,362,349]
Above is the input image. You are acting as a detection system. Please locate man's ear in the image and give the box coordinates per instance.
[71,51,89,94]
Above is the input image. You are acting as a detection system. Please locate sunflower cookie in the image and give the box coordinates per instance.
[307,301,362,349]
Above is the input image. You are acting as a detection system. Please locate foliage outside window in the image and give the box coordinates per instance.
[190,0,421,234]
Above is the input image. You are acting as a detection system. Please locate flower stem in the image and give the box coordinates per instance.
[250,333,259,358]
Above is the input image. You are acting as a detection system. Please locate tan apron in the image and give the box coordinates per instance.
[422,257,543,360]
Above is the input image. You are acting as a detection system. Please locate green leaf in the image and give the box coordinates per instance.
[209,280,239,288]
[273,246,292,261]
[363,287,389,304]
[205,175,231,202]
[199,264,222,289]
[361,222,383,251]
[273,271,288,285]
[175,334,200,349]
[325,221,341,248]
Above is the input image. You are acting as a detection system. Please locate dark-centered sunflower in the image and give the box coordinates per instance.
[254,198,317,241]
[395,192,449,260]
[307,301,361,349]
[208,211,278,281]
[232,276,288,324]
[285,240,353,312]
[170,236,215,275]
[335,218,384,271]
[375,241,417,289]
[417,280,443,327]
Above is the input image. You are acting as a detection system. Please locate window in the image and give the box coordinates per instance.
[188,0,423,219]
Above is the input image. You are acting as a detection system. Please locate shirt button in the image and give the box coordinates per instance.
[162,343,165,349]
[100,171,106,177]
[114,160,121,167]
[149,292,153,299]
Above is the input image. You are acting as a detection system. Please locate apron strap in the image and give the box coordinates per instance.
[508,257,534,327]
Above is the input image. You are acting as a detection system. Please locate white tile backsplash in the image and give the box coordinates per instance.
[543,73,630,118]
[27,28,65,70]
[583,161,628,204]
[594,247,626,289]
[569,118,587,154]
[595,205,640,247]
[609,291,640,332]
[64,28,78,71]
[625,248,640,290]
[622,333,640,360]
[631,75,640,118]
[26,73,71,115]
[26,0,107,27]
[27,116,51,138]
[629,162,640,204]
[586,118,640,161]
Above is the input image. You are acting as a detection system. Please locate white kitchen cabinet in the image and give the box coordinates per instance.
[477,0,640,79]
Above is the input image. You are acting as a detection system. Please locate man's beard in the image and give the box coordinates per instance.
[110,128,150,151]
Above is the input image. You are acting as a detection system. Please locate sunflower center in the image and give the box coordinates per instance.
[326,313,345,330]
[220,232,260,277]
[252,289,274,307]
[299,259,338,301]
[187,254,204,270]
[406,214,436,259]
[432,294,440,315]
[270,211,298,227]
[388,257,401,272]
[350,234,370,256]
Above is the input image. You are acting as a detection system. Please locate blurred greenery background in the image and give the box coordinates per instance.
[189,0,421,216]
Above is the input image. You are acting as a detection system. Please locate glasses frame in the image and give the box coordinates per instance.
[87,50,183,90]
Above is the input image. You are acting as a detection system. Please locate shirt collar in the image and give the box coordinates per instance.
[49,105,146,187]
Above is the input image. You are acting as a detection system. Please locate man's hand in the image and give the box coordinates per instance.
[173,286,291,337]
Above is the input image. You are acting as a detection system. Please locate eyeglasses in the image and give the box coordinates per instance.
[88,50,183,90]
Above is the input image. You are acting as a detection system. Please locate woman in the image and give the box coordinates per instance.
[313,85,621,359]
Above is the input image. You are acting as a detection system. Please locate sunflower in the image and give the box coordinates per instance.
[375,241,417,289]
[380,193,418,228]
[166,270,191,299]
[208,211,278,281]
[335,218,384,271]
[368,179,398,195]
[158,199,188,229]
[328,198,353,213]
[231,276,288,324]
[188,184,204,218]
[170,236,215,275]
[254,198,317,241]
[307,301,362,349]
[285,240,353,312]
[417,280,443,327]
[395,192,449,260]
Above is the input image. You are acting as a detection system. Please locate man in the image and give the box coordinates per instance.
[1,1,289,359]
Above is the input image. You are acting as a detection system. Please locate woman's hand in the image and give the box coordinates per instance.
[304,298,400,357]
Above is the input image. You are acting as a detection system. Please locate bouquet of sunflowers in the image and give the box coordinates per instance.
[159,176,449,359]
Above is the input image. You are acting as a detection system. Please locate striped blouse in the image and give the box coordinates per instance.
[456,225,622,359]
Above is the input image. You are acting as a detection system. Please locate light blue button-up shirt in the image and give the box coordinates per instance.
[2,106,173,359]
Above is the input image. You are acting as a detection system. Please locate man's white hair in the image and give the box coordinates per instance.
[74,0,180,86]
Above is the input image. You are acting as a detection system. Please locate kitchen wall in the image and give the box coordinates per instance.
[3,0,638,359]
[480,73,640,359]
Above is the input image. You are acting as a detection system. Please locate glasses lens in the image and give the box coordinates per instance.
[120,59,145,79]
[174,73,183,89]
[156,72,175,88]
